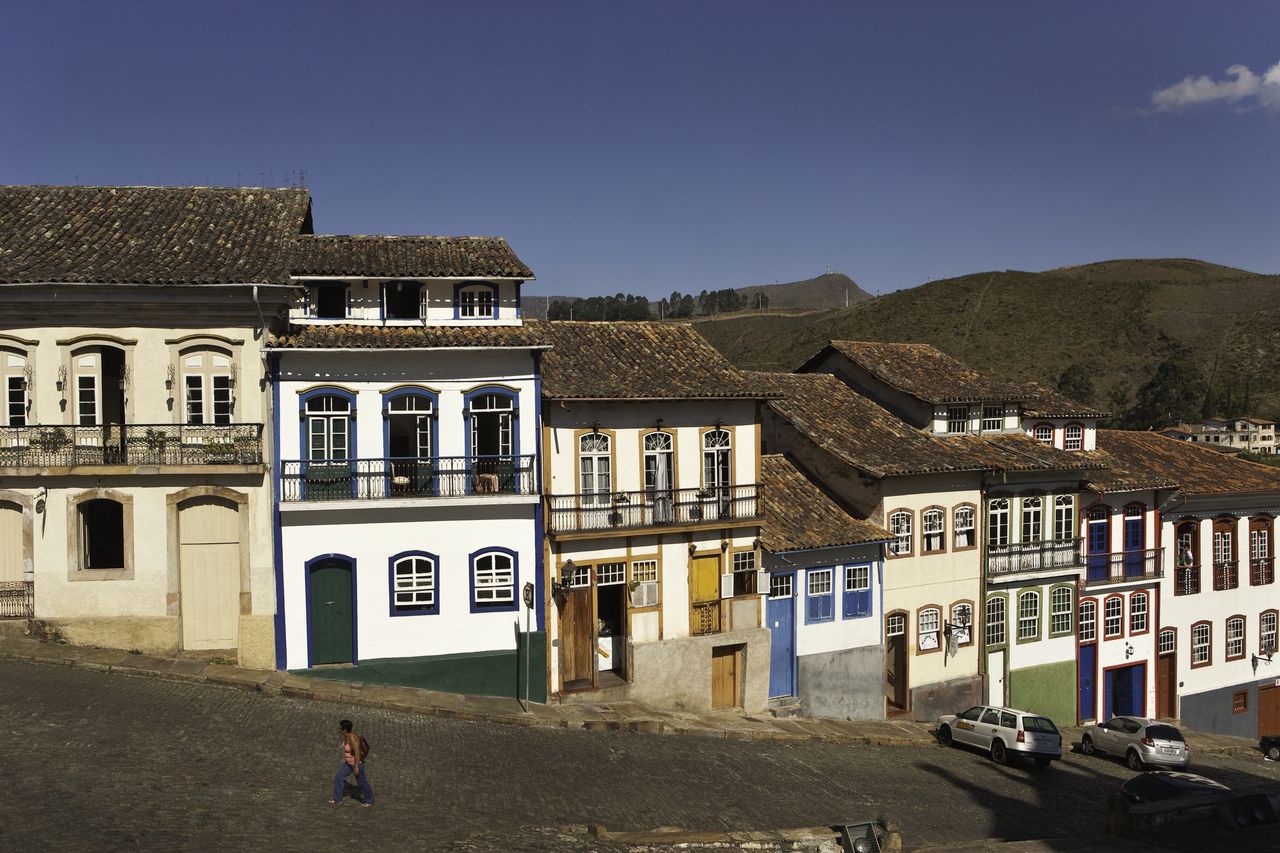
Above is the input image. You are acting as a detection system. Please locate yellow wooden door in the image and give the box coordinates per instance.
[0,501,22,583]
[690,555,721,635]
[179,497,240,650]
[711,645,742,709]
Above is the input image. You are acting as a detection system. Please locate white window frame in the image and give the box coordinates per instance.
[1033,423,1053,444]
[1050,587,1073,635]
[578,433,612,506]
[1158,628,1175,655]
[472,551,515,605]
[981,404,1003,433]
[1021,496,1043,543]
[922,508,944,553]
[1079,600,1097,643]
[946,405,969,434]
[1064,424,1083,451]
[889,510,912,556]
[987,498,1009,547]
[1053,495,1075,541]
[1192,622,1211,665]
[1104,596,1123,638]
[1226,616,1245,660]
[1,350,28,427]
[1130,592,1148,634]
[985,596,1007,646]
[392,555,437,611]
[954,505,975,548]
[1260,611,1278,655]
[1017,591,1040,641]
[919,607,941,651]
[458,285,495,318]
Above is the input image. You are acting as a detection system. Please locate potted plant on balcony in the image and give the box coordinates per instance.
[203,438,236,462]
[34,427,71,458]
[690,488,711,520]
[608,492,630,526]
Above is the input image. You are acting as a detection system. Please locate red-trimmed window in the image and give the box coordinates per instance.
[1104,595,1124,638]
[1226,615,1246,661]
[1262,610,1278,656]
[1079,599,1097,643]
[1191,621,1212,668]
[1064,422,1083,451]
[1130,592,1149,635]
[1033,423,1053,445]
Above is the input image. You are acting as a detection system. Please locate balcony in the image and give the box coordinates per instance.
[1175,563,1201,596]
[545,484,762,535]
[986,537,1083,577]
[1252,557,1275,586]
[690,600,722,636]
[0,581,33,619]
[1213,560,1240,591]
[0,423,263,467]
[1083,548,1163,588]
[280,455,536,502]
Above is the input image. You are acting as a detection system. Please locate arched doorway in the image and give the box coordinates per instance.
[178,496,241,650]
[308,556,355,665]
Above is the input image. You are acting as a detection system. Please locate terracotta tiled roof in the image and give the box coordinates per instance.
[0,185,311,285]
[1084,429,1280,495]
[537,321,774,400]
[804,340,1026,404]
[759,372,1099,479]
[268,323,545,349]
[1021,384,1108,418]
[756,372,991,477]
[291,235,533,279]
[760,454,890,550]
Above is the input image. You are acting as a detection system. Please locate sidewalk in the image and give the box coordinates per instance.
[0,633,1260,758]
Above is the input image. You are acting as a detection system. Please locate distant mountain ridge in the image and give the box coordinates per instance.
[522,271,869,319]
[692,257,1280,420]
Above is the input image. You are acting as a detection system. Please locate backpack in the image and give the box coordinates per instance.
[359,735,371,760]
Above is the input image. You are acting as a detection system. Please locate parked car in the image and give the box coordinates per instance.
[937,704,1062,767]
[1081,716,1190,770]
[1117,770,1229,805]
[1261,735,1280,761]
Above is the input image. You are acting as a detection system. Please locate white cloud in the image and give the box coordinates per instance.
[1150,61,1280,112]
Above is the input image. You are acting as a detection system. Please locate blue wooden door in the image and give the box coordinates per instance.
[1087,517,1109,581]
[1124,515,1143,577]
[1079,643,1097,722]
[766,574,796,698]
[1106,662,1147,718]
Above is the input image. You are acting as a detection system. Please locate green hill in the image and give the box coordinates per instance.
[694,259,1280,422]
[736,272,871,311]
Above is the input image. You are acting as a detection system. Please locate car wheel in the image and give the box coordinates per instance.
[1081,735,1095,756]
[991,740,1007,765]
[1034,756,1052,768]
[1268,743,1280,762]
[1126,749,1145,771]
[938,725,953,747]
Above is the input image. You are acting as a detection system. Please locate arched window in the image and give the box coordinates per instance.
[304,394,352,461]
[1064,423,1083,451]
[918,606,941,653]
[181,348,233,425]
[954,504,975,549]
[455,282,496,319]
[1017,591,1040,641]
[1176,519,1200,595]
[1130,592,1149,634]
[922,507,945,553]
[468,391,515,458]
[987,498,1009,547]
[1085,504,1110,583]
[1053,495,1075,541]
[1021,496,1043,542]
[1033,423,1053,444]
[643,431,674,493]
[1079,599,1097,643]
[72,344,127,426]
[1104,595,1124,638]
[701,429,731,491]
[1213,517,1238,590]
[1226,615,1246,661]
[579,432,612,506]
[1123,503,1145,577]
[1191,621,1211,667]
[888,510,913,556]
[1158,628,1175,655]
[470,549,516,611]
[390,552,438,615]
[1050,586,1073,636]
[1,348,28,427]
[1260,610,1278,656]
[985,595,1007,646]
[385,391,435,460]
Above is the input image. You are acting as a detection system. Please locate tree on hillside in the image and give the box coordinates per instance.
[1123,355,1207,428]
[1055,364,1096,405]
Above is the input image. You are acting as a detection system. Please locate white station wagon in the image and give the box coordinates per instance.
[937,704,1063,767]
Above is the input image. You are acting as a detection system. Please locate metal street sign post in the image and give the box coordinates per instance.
[521,581,534,713]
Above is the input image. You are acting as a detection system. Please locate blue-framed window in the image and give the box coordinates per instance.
[389,551,439,616]
[298,387,357,500]
[843,564,872,618]
[454,281,497,319]
[806,567,834,624]
[470,547,518,612]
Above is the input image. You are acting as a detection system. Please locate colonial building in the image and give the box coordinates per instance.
[269,236,547,700]
[759,453,889,719]
[538,322,771,712]
[0,185,310,666]
[1159,417,1276,455]
[1092,430,1280,737]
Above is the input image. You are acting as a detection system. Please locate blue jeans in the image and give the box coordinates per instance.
[333,761,374,804]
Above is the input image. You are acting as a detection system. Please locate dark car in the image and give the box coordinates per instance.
[1262,736,1280,762]
[1118,770,1230,805]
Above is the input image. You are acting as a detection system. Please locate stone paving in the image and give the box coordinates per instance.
[5,657,1280,851]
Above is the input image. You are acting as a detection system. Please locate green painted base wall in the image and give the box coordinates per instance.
[1007,659,1076,724]
[299,632,548,704]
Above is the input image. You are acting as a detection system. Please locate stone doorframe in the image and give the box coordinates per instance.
[0,488,35,581]
[165,486,252,624]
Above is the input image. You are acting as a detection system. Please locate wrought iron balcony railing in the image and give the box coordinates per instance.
[690,600,722,636]
[1251,557,1275,586]
[279,455,536,502]
[1083,548,1163,587]
[0,581,33,619]
[1175,562,1201,596]
[1214,560,1240,591]
[545,484,762,534]
[986,537,1083,576]
[0,423,263,467]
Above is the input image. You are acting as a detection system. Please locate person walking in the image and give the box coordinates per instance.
[330,719,374,807]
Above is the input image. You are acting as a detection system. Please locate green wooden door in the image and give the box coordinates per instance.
[309,560,353,664]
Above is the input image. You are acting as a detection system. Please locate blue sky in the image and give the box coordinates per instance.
[2,1,1277,296]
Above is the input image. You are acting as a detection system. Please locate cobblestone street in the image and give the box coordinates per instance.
[4,660,1279,851]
